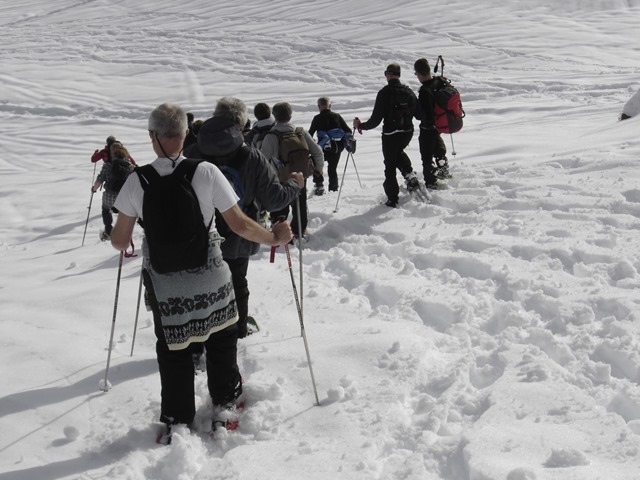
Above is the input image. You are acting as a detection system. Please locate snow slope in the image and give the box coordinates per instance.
[1,1,640,479]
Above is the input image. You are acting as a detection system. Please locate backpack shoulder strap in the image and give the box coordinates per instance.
[173,158,203,182]
[135,164,160,190]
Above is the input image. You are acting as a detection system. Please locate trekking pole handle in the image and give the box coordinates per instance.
[269,216,288,263]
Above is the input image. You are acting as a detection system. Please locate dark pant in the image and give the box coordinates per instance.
[324,151,342,191]
[146,270,241,425]
[381,131,414,202]
[271,181,308,237]
[224,257,250,338]
[101,208,113,234]
[313,150,343,192]
[418,128,446,184]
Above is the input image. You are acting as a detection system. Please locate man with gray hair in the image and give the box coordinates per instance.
[185,96,303,338]
[111,102,293,438]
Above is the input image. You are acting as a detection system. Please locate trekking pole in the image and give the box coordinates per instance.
[294,195,304,331]
[130,268,144,357]
[284,241,320,406]
[82,163,97,246]
[350,152,363,189]
[333,152,351,213]
[100,250,124,392]
[449,134,457,157]
[82,191,94,246]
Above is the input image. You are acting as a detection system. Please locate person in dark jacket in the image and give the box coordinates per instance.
[354,63,420,207]
[414,58,448,189]
[308,97,353,193]
[244,102,275,150]
[186,97,303,338]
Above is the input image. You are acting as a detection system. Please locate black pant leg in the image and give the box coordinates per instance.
[145,269,197,425]
[290,182,308,237]
[381,132,413,201]
[325,152,341,191]
[419,129,438,183]
[224,257,250,338]
[101,208,113,234]
[204,323,242,406]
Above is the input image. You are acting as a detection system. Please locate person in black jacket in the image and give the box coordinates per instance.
[308,97,353,193]
[354,63,420,207]
[414,58,448,189]
[185,97,303,338]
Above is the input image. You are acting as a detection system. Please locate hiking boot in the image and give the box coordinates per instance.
[404,172,420,192]
[385,198,398,208]
[425,181,438,190]
[211,402,242,432]
[314,184,325,196]
[435,157,451,179]
[99,230,111,241]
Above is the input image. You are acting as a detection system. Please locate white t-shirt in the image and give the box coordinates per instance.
[114,157,239,226]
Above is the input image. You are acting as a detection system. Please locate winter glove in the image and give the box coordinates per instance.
[353,117,363,134]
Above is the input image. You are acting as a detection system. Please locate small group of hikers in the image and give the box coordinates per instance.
[355,59,451,207]
[88,57,456,440]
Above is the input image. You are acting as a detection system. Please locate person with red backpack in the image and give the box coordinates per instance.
[354,63,420,208]
[414,58,449,190]
[91,135,137,165]
[91,141,135,241]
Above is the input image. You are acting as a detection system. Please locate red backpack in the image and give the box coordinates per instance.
[432,56,465,134]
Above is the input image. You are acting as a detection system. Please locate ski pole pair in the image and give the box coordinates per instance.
[270,207,320,406]
[333,149,362,213]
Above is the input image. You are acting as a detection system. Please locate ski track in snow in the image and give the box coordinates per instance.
[2,1,640,479]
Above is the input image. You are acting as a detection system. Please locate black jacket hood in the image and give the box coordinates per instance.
[195,116,244,158]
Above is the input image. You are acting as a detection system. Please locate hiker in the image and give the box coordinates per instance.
[91,135,137,165]
[414,58,449,189]
[111,102,293,433]
[185,97,303,338]
[183,112,198,150]
[91,141,135,241]
[260,102,324,239]
[354,63,420,207]
[244,102,275,149]
[308,96,353,193]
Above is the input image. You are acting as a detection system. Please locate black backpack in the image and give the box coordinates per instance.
[387,85,415,131]
[136,159,211,274]
[108,157,134,192]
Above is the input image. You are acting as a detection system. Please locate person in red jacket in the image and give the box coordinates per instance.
[91,135,137,165]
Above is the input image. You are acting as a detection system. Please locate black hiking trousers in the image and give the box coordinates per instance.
[224,256,250,338]
[146,273,241,426]
[418,127,446,184]
[271,182,308,237]
[381,130,414,202]
[313,149,342,192]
